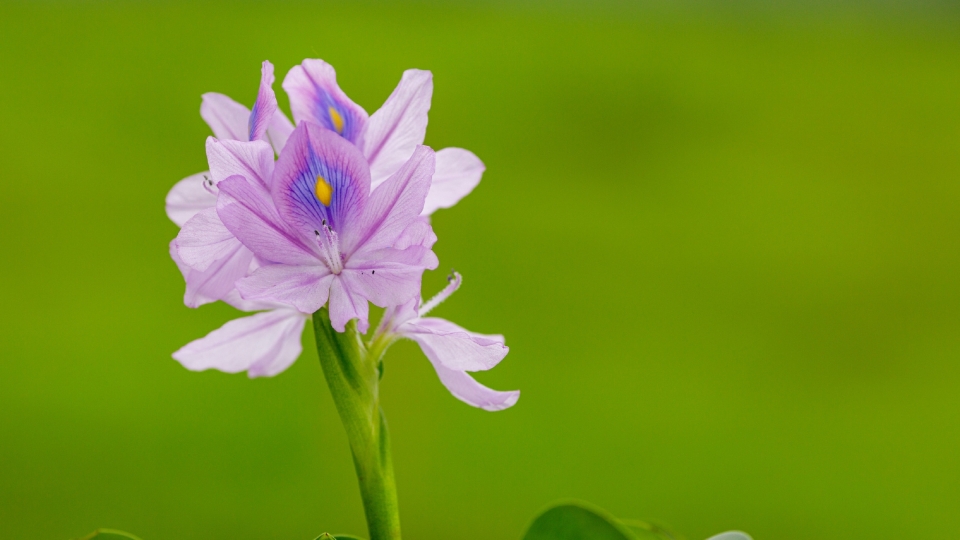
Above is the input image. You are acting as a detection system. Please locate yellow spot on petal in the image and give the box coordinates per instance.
[328,106,344,134]
[315,175,333,206]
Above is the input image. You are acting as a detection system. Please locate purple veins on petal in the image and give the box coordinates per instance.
[282,59,369,145]
[248,61,279,143]
[272,122,370,241]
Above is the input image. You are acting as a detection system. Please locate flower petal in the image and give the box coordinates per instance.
[267,111,294,155]
[200,93,249,141]
[427,360,519,411]
[236,263,333,314]
[394,216,437,250]
[166,171,217,227]
[272,121,370,238]
[343,245,437,307]
[402,317,508,372]
[422,147,485,215]
[328,274,370,333]
[217,174,317,266]
[342,145,435,255]
[172,308,306,377]
[176,207,241,271]
[248,61,278,143]
[206,137,274,188]
[363,69,432,188]
[282,59,368,145]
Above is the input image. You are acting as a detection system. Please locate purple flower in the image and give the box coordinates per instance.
[283,59,485,214]
[372,273,519,411]
[219,122,438,332]
[165,59,494,380]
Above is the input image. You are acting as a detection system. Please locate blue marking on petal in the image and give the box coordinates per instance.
[285,144,355,232]
[313,89,361,143]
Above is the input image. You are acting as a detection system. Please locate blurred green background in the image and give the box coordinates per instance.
[3,1,960,539]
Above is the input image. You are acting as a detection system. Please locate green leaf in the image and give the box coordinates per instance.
[523,501,641,540]
[74,530,144,540]
[620,519,685,540]
[313,534,365,540]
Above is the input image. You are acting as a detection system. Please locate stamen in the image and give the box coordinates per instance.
[420,271,462,316]
[314,224,344,274]
[202,174,217,195]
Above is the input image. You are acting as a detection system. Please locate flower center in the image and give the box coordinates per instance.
[314,220,344,274]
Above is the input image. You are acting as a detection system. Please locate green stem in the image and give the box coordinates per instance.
[312,308,401,540]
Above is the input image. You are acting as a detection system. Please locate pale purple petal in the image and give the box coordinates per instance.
[166,171,217,227]
[247,309,307,378]
[376,297,420,336]
[200,93,249,141]
[423,147,485,215]
[181,242,253,308]
[364,69,432,188]
[248,61,278,143]
[282,59,368,145]
[236,264,334,314]
[172,308,306,377]
[343,245,437,307]
[220,287,287,313]
[394,216,437,250]
[170,239,216,307]
[328,274,370,333]
[342,145,435,255]
[206,137,274,188]
[402,317,508,372]
[427,360,519,411]
[176,207,241,271]
[217,174,317,266]
[271,121,370,238]
[267,111,294,154]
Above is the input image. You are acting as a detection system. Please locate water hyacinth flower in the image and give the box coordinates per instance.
[166,59,502,386]
[218,121,438,332]
[372,272,519,411]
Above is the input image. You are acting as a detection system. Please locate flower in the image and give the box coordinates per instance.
[167,59,495,380]
[372,272,519,411]
[219,121,438,332]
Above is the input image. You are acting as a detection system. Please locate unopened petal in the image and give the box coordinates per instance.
[172,308,306,377]
[200,93,250,141]
[166,171,217,227]
[364,69,433,188]
[282,59,368,145]
[423,147,485,215]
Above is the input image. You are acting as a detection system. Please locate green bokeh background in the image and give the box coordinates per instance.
[2,1,960,539]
